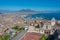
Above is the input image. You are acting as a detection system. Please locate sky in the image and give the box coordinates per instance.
[0,0,60,11]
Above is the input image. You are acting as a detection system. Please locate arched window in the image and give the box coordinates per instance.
[46,25,48,29]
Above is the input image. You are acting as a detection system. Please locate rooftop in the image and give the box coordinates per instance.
[21,32,43,40]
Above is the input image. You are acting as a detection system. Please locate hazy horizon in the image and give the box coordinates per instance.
[0,0,60,11]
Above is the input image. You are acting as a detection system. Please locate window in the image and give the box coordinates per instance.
[46,26,48,29]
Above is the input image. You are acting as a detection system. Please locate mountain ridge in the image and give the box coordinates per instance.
[0,9,60,13]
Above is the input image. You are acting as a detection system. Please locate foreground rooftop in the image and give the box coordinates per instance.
[21,32,43,40]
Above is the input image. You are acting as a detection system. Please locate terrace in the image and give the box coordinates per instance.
[21,32,43,40]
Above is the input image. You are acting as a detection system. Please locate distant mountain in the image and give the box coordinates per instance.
[18,9,60,13]
[0,9,60,14]
[0,9,38,13]
[18,9,37,12]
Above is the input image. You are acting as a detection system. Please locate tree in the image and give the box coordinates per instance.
[39,34,48,40]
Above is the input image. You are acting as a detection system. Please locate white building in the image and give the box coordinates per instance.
[27,26,35,32]
[6,29,16,35]
[24,26,29,30]
[40,29,45,34]
[51,18,56,26]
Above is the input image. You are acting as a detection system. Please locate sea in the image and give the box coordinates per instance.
[26,13,60,20]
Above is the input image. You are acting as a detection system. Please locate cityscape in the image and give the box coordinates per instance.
[0,0,60,40]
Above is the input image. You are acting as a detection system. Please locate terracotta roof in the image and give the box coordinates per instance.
[35,19,41,24]
[21,32,43,40]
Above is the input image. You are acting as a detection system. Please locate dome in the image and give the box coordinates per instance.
[51,17,56,21]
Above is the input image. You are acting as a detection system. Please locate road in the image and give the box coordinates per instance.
[10,30,27,40]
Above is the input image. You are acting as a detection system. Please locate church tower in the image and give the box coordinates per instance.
[51,17,56,26]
